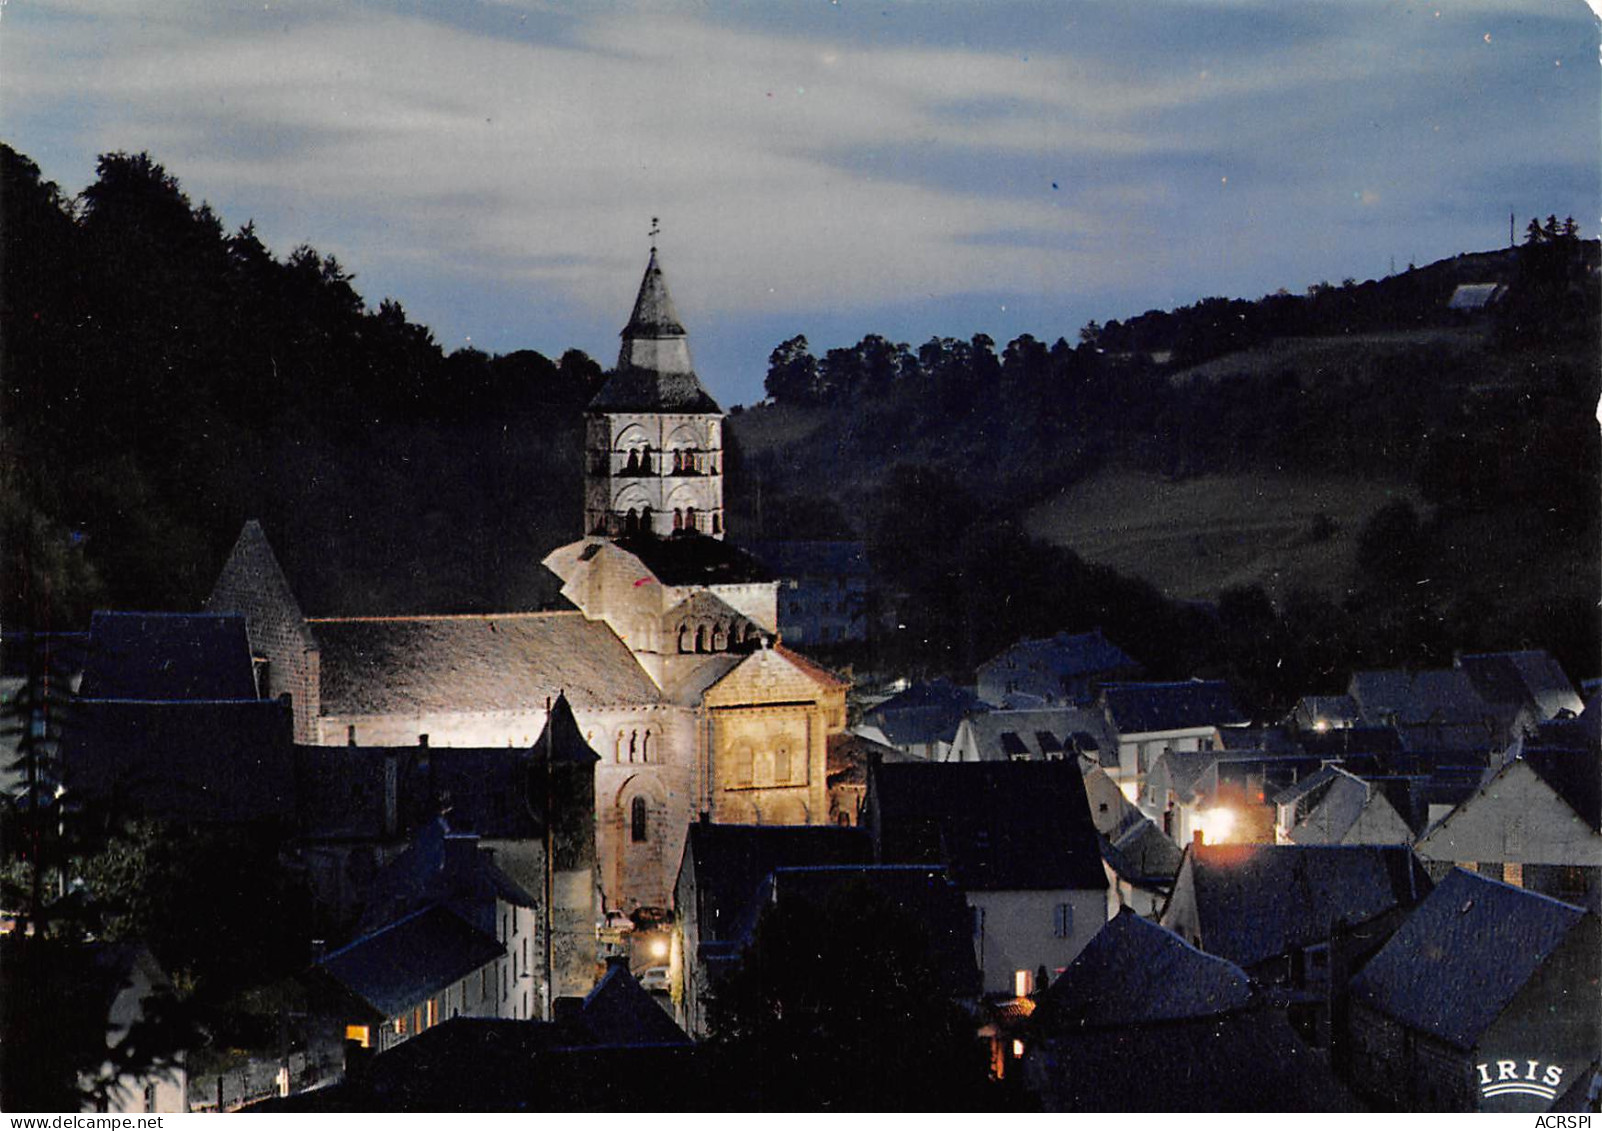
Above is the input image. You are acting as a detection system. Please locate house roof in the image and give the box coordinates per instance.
[682,822,872,944]
[1286,771,1374,845]
[1447,282,1505,310]
[1350,668,1493,727]
[826,730,909,788]
[1177,843,1431,969]
[309,611,660,716]
[979,629,1140,685]
[204,519,318,647]
[1294,725,1405,759]
[1349,869,1591,1050]
[955,707,1117,762]
[317,905,504,1020]
[1295,694,1360,726]
[1101,680,1247,735]
[1519,748,1601,831]
[770,642,848,690]
[860,677,986,749]
[871,761,1108,892]
[1028,1008,1363,1112]
[358,818,538,936]
[574,959,692,1047]
[535,692,602,766]
[611,533,772,587]
[1036,910,1252,1028]
[1459,650,1583,720]
[62,698,296,823]
[753,864,982,998]
[1101,813,1185,885]
[79,611,257,701]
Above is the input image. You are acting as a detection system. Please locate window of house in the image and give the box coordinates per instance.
[1014,969,1032,997]
[773,745,791,784]
[632,797,648,843]
[1502,861,1524,888]
[1053,903,1073,938]
[730,743,753,787]
[345,1025,371,1048]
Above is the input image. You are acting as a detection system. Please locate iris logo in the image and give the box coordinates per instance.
[1476,1059,1564,1102]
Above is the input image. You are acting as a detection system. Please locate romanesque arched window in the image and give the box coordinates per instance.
[677,624,690,653]
[625,508,640,534]
[614,732,626,762]
[673,508,683,531]
[730,743,753,787]
[641,505,653,532]
[640,445,653,474]
[712,513,722,534]
[625,449,640,474]
[628,731,638,762]
[694,625,707,653]
[641,730,652,763]
[685,506,698,532]
[631,797,648,843]
[773,744,792,784]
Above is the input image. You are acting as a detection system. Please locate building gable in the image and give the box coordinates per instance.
[1414,759,1602,865]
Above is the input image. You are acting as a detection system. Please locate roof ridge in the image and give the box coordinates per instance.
[307,611,577,624]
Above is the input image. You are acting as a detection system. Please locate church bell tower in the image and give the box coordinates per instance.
[584,236,725,540]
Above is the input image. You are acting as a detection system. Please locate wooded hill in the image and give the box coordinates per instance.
[4,144,1596,714]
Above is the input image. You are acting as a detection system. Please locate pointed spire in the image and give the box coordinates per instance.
[623,248,686,339]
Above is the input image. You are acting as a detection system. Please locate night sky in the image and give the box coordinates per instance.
[7,0,1598,406]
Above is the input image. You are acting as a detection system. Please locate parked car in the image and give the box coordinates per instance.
[638,966,670,994]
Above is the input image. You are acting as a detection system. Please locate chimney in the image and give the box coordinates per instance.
[418,733,429,748]
[1193,828,1206,848]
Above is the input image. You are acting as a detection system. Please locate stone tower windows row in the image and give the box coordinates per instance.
[727,741,802,788]
[676,619,758,654]
[611,447,721,477]
[611,507,723,536]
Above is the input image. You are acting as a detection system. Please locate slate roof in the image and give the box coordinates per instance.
[1101,680,1247,734]
[358,819,538,937]
[871,760,1109,892]
[622,248,684,337]
[860,677,986,749]
[1035,910,1252,1028]
[681,822,872,945]
[1295,725,1405,760]
[79,611,257,701]
[204,519,318,644]
[1285,771,1374,845]
[62,698,296,823]
[612,533,772,586]
[571,959,692,1047]
[1349,869,1591,1050]
[826,730,909,788]
[1460,650,1584,720]
[1177,843,1431,969]
[1294,694,1360,728]
[309,611,660,715]
[979,630,1141,690]
[1520,748,1601,831]
[589,367,721,414]
[1027,1008,1363,1112]
[316,905,504,1020]
[752,864,982,998]
[955,707,1117,762]
[1101,812,1184,886]
[1350,668,1493,727]
[535,692,603,766]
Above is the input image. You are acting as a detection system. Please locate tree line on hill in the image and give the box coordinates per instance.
[3,144,599,625]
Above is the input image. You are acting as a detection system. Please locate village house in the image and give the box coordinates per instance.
[866,760,1109,996]
[1347,869,1601,1112]
[1022,911,1359,1111]
[944,705,1117,765]
[79,944,188,1114]
[1160,841,1432,1046]
[1412,749,1601,911]
[741,540,870,646]
[1273,764,1415,846]
[853,676,985,761]
[1098,679,1249,800]
[976,629,1142,708]
[671,820,870,1037]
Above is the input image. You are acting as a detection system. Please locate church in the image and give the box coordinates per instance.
[206,246,849,915]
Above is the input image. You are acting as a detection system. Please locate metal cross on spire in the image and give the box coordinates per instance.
[649,216,660,251]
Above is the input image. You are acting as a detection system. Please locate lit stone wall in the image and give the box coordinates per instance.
[584,412,725,538]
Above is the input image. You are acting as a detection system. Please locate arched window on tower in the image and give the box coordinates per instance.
[640,445,653,474]
[686,506,698,532]
[673,508,683,531]
[642,730,653,763]
[641,505,653,532]
[625,508,640,534]
[624,449,640,474]
[677,624,690,653]
[672,450,683,474]
[712,513,722,535]
[695,625,707,653]
[631,797,648,843]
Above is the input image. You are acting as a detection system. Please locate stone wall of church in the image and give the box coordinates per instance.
[664,581,779,636]
[585,412,724,538]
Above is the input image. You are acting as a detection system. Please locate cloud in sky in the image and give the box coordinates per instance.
[5,0,1597,404]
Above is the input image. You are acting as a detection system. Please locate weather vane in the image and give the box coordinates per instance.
[649,216,660,250]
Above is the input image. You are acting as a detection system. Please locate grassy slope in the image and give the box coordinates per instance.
[1022,469,1420,602]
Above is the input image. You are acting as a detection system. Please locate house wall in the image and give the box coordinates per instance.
[1415,762,1602,911]
[1158,854,1202,947]
[971,887,1105,996]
